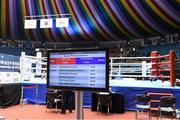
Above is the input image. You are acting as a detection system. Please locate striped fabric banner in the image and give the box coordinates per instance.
[0,0,179,42]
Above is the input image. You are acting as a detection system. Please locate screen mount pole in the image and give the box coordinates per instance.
[75,91,84,120]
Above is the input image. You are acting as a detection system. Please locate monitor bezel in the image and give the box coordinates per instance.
[47,48,109,92]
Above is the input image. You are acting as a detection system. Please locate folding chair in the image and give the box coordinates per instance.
[159,96,176,120]
[46,91,61,112]
[97,92,112,114]
[135,94,151,119]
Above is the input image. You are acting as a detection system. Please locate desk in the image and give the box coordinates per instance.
[91,92,124,113]
[0,83,21,108]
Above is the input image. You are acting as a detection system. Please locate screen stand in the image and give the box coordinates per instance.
[75,91,84,120]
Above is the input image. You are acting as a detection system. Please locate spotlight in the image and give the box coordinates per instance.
[133,47,136,51]
[120,48,123,52]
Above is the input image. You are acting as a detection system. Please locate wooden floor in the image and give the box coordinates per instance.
[0,104,172,120]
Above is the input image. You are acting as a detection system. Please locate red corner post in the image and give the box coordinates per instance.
[150,51,159,77]
[170,50,175,87]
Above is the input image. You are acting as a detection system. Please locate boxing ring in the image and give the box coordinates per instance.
[110,50,176,87]
[19,50,180,111]
[109,50,180,110]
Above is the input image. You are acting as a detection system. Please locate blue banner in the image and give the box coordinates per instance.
[0,53,20,72]
[76,57,105,64]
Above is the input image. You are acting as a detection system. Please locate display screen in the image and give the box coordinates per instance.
[47,49,109,91]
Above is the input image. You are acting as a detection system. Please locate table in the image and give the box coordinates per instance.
[0,83,21,108]
[91,92,124,113]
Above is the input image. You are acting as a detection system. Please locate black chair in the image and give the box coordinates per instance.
[135,94,151,119]
[97,92,112,114]
[46,91,62,112]
[159,96,176,120]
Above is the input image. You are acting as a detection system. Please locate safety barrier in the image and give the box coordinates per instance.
[19,85,39,111]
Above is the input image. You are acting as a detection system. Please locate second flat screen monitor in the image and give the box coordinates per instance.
[47,49,109,92]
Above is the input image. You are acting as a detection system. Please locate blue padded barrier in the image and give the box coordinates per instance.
[23,83,180,110]
[23,83,92,107]
[112,86,180,110]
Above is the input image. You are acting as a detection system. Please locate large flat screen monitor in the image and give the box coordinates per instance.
[47,49,109,91]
